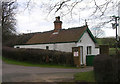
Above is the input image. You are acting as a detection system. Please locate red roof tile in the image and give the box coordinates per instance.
[26,25,92,44]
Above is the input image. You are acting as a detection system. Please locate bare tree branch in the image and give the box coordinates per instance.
[55,0,71,13]
[23,0,31,11]
[92,0,113,17]
[14,0,119,38]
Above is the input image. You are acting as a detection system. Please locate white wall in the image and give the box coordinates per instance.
[54,43,76,52]
[77,31,99,65]
[14,42,76,52]
[14,44,54,50]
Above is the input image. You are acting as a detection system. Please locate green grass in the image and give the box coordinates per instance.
[109,48,120,55]
[2,57,78,69]
[109,48,116,55]
[74,71,96,82]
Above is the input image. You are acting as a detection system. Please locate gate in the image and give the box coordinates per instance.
[86,55,95,66]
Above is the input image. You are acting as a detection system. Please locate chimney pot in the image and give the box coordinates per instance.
[56,16,60,21]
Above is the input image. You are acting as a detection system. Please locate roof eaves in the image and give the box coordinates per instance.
[25,41,77,45]
[77,29,87,42]
[87,28,97,43]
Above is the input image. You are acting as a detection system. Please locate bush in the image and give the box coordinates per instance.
[2,47,74,66]
[93,54,120,82]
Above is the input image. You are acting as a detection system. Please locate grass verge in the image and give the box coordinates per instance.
[2,57,78,69]
[74,71,96,82]
[109,48,120,55]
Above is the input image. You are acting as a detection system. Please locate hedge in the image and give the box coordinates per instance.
[93,54,120,82]
[2,47,74,66]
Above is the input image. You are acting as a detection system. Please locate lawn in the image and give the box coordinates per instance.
[109,48,120,55]
[74,71,96,82]
[2,57,78,69]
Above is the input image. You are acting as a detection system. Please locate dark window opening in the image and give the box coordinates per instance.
[46,46,49,50]
[16,47,20,48]
[87,46,92,55]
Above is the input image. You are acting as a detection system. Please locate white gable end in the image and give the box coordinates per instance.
[76,31,99,64]
[77,31,99,55]
[77,31,95,46]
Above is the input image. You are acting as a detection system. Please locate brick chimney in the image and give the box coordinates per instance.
[53,16,62,32]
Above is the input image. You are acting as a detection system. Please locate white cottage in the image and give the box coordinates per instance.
[14,16,99,65]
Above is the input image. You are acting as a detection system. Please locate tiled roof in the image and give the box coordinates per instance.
[26,25,96,44]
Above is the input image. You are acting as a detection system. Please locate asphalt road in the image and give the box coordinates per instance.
[0,60,2,82]
[2,62,93,82]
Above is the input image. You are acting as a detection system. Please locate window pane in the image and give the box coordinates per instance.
[87,46,92,55]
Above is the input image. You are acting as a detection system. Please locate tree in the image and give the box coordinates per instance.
[1,1,17,45]
[0,1,2,49]
[91,28,105,38]
[0,2,2,27]
[19,0,118,35]
[1,0,117,38]
[17,0,118,19]
[44,0,117,17]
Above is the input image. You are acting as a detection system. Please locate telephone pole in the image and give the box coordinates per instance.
[112,15,120,56]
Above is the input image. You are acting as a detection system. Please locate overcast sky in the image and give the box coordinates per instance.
[15,0,119,37]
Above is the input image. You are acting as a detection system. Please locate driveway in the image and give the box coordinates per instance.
[2,62,93,82]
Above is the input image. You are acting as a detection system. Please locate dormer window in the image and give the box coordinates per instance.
[52,32,58,35]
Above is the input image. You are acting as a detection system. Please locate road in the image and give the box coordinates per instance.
[2,62,93,82]
[0,60,2,82]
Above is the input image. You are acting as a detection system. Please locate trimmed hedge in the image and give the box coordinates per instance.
[93,54,120,82]
[2,47,74,66]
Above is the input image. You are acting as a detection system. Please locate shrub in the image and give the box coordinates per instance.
[93,54,120,82]
[2,47,74,66]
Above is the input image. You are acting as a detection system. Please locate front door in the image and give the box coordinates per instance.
[80,46,83,65]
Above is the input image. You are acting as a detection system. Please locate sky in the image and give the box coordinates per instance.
[15,0,119,37]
